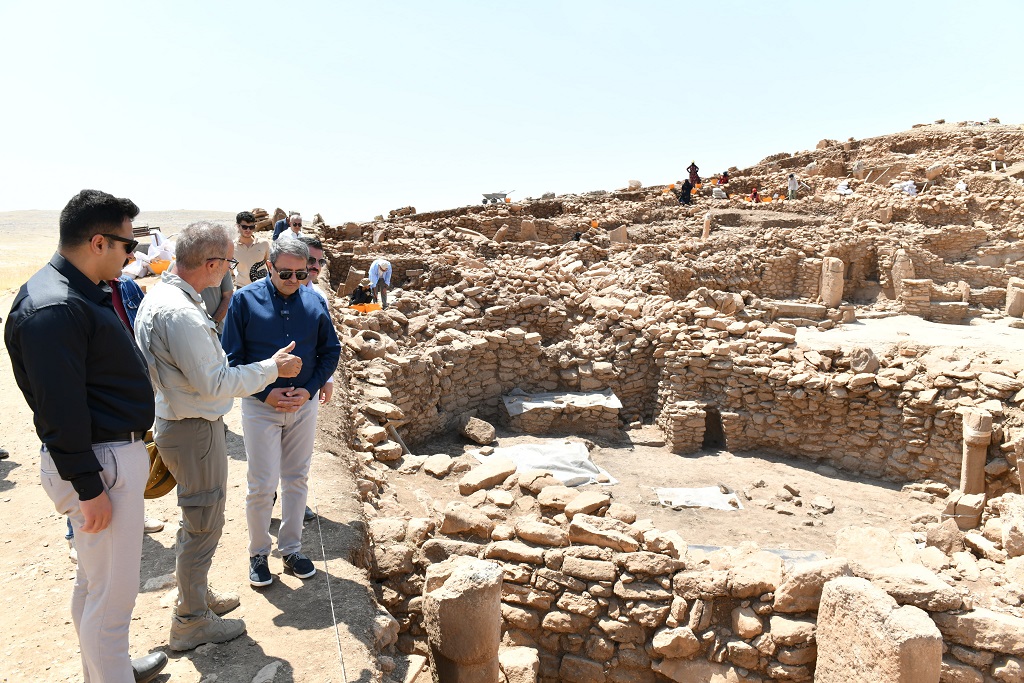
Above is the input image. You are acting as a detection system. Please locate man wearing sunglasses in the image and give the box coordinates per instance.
[233,211,269,287]
[223,238,340,587]
[272,212,303,241]
[134,222,303,652]
[5,189,167,682]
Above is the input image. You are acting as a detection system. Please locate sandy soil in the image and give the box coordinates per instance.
[0,217,383,683]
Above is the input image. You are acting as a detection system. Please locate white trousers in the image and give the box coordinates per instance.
[41,440,148,683]
[242,396,318,557]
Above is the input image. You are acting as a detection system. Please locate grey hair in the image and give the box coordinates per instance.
[289,213,302,224]
[269,236,309,265]
[175,221,232,270]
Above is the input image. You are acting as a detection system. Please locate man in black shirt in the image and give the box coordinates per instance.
[5,189,166,683]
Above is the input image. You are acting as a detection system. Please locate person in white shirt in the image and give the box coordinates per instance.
[233,211,270,287]
[368,257,392,309]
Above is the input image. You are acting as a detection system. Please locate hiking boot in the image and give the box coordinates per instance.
[283,552,316,579]
[143,517,165,533]
[303,505,316,522]
[169,610,246,651]
[249,554,272,587]
[207,585,240,614]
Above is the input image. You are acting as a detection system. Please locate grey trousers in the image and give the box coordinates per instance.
[154,416,227,620]
[241,396,318,557]
[41,440,148,683]
[373,282,389,308]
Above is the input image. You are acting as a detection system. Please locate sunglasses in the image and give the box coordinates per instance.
[207,256,240,268]
[239,225,255,231]
[102,233,139,254]
[307,257,327,268]
[275,268,309,281]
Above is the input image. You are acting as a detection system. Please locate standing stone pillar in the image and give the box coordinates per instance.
[702,211,713,240]
[891,249,915,299]
[820,257,845,308]
[1006,276,1024,318]
[423,558,503,683]
[816,577,941,683]
[960,408,992,496]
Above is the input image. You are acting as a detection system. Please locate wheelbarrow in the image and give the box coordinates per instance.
[482,191,514,204]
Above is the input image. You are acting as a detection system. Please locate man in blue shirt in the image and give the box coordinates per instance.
[272,213,303,241]
[223,238,340,586]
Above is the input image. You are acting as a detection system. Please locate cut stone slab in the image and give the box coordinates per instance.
[518,469,561,495]
[774,558,852,613]
[931,608,1024,656]
[537,485,579,510]
[498,646,539,683]
[563,490,611,519]
[815,576,941,683]
[440,503,495,538]
[459,458,517,496]
[514,519,569,547]
[423,453,454,478]
[864,564,964,612]
[568,514,641,552]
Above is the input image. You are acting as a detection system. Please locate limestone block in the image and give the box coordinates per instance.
[499,646,539,683]
[484,541,544,565]
[932,608,1024,656]
[372,544,415,579]
[770,561,851,614]
[651,626,701,659]
[1006,277,1024,318]
[767,615,816,646]
[925,518,965,555]
[422,559,503,683]
[863,564,963,611]
[461,416,496,445]
[595,616,645,644]
[568,514,641,552]
[652,659,760,683]
[373,440,404,462]
[459,458,517,495]
[423,453,454,478]
[560,556,618,582]
[440,503,496,537]
[939,658,984,683]
[616,551,684,576]
[849,346,880,373]
[537,485,579,510]
[728,550,783,598]
[514,519,569,547]
[732,605,764,638]
[564,491,611,519]
[815,577,941,683]
[641,529,687,559]
[820,256,845,308]
[558,654,605,683]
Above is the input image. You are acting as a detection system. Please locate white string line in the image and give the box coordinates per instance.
[308,476,348,683]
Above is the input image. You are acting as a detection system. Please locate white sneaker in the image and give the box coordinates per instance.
[144,518,165,533]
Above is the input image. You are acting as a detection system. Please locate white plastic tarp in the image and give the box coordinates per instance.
[655,486,743,511]
[472,440,617,486]
[502,388,622,417]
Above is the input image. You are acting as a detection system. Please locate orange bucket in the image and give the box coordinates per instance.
[149,259,171,274]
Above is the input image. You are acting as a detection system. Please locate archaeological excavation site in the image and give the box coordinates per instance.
[281,120,1024,682]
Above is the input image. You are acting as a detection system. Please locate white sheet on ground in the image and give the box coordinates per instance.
[472,440,617,486]
[502,388,622,417]
[655,486,743,511]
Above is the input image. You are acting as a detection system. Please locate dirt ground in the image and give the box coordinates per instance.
[380,426,944,561]
[0,221,383,683]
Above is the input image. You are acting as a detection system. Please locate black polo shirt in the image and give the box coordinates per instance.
[4,254,155,500]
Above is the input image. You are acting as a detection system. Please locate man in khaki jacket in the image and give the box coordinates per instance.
[134,221,302,651]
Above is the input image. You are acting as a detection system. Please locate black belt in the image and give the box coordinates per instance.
[94,430,147,444]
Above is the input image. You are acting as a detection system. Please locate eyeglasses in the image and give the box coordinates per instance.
[275,268,309,281]
[238,225,255,231]
[102,233,140,254]
[307,257,327,268]
[207,256,240,268]
[290,222,302,228]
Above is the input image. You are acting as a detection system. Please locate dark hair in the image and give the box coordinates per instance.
[296,235,323,250]
[236,211,255,224]
[59,189,140,248]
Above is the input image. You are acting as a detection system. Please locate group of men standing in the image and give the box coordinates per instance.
[4,190,340,682]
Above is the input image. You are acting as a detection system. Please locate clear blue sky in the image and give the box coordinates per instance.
[2,1,1021,223]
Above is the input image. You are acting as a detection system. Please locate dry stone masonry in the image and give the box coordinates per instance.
[303,120,1024,682]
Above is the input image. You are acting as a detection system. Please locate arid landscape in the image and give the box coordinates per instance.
[3,120,1024,683]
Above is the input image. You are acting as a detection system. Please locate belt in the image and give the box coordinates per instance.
[94,430,147,444]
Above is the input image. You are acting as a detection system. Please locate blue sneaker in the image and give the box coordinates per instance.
[283,552,316,579]
[249,554,272,587]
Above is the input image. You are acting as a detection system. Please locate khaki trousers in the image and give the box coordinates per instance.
[242,396,317,557]
[154,416,227,620]
[41,440,148,683]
